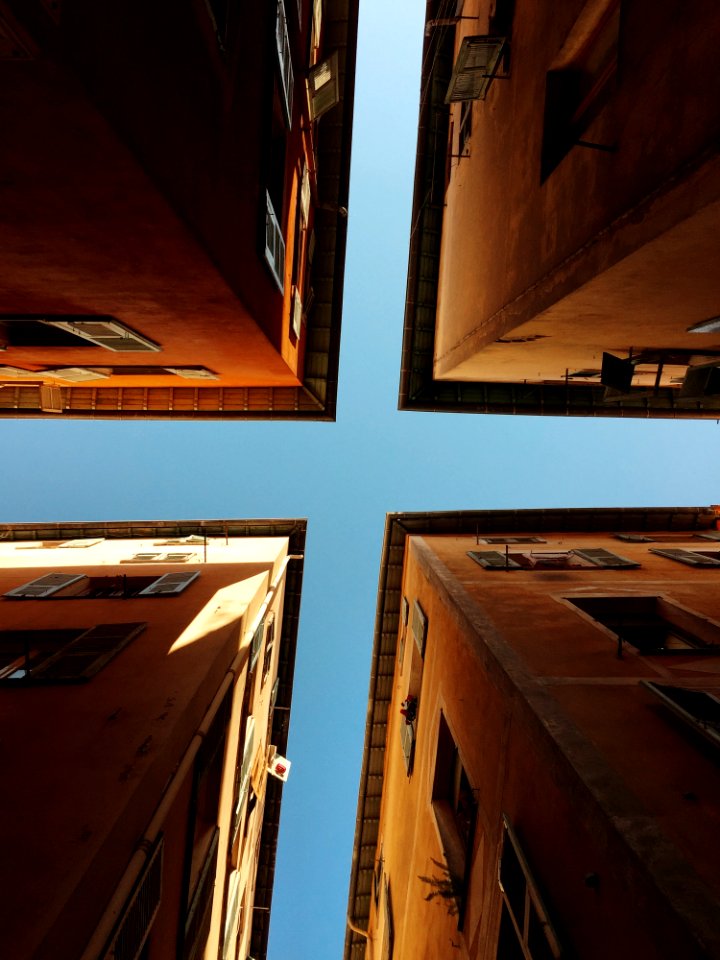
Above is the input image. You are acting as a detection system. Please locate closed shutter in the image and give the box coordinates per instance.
[31,622,147,682]
[573,548,639,568]
[102,834,163,960]
[467,550,521,570]
[4,572,86,598]
[650,548,720,567]
[250,620,263,669]
[139,571,199,595]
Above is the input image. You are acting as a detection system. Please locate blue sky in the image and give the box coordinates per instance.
[3,1,720,958]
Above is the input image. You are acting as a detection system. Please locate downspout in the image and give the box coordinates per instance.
[78,554,302,960]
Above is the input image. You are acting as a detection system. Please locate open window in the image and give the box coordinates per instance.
[0,622,147,684]
[567,595,720,655]
[431,712,477,921]
[101,834,164,960]
[497,816,562,959]
[468,547,638,570]
[541,0,620,179]
[642,682,720,753]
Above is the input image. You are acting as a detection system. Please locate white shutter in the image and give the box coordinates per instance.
[45,367,109,382]
[164,367,218,380]
[300,162,311,226]
[41,319,160,353]
[139,571,200,595]
[4,573,86,598]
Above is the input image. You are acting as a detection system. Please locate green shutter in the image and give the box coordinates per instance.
[650,548,720,567]
[467,551,521,570]
[573,548,639,568]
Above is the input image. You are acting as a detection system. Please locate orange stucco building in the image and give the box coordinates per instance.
[0,0,357,419]
[347,509,720,959]
[0,518,305,960]
[401,0,720,418]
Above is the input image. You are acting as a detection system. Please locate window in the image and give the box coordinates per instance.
[642,682,720,752]
[458,100,472,156]
[249,619,264,671]
[221,869,242,960]
[497,816,562,959]
[432,712,477,921]
[412,599,428,656]
[262,613,276,685]
[468,548,638,570]
[381,877,394,960]
[541,0,620,179]
[232,716,256,845]
[275,0,293,126]
[101,835,163,960]
[650,548,720,568]
[567,596,720,655]
[0,622,147,684]
[265,190,286,293]
[4,571,199,599]
[43,318,160,352]
[476,537,546,545]
[123,552,196,563]
[398,596,409,672]
[616,532,720,543]
[0,315,159,351]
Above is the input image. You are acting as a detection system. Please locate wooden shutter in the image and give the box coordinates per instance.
[4,572,86,598]
[42,319,160,352]
[264,191,286,292]
[183,828,219,960]
[275,0,293,126]
[139,571,199,595]
[445,36,506,103]
[250,620,264,669]
[650,548,720,567]
[467,550,521,570]
[31,622,147,682]
[307,52,340,120]
[573,548,639,568]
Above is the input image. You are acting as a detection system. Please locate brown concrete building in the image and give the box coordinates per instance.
[401,0,720,418]
[347,508,720,960]
[0,518,305,960]
[0,0,357,419]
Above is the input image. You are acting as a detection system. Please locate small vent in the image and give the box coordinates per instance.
[445,36,506,103]
[4,572,86,598]
[139,571,199,596]
[308,51,340,120]
[102,834,163,960]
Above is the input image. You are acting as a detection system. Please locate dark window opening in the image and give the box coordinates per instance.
[431,712,477,923]
[0,622,146,683]
[541,0,620,180]
[568,596,720,654]
[497,817,562,959]
[643,682,720,753]
[0,316,120,348]
[458,100,472,155]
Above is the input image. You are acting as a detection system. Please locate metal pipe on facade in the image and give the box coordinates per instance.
[79,553,301,959]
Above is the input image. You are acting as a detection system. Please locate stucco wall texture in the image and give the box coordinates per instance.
[369,530,720,959]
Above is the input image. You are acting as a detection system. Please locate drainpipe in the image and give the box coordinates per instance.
[78,554,302,960]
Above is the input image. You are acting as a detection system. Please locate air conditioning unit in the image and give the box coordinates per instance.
[267,747,292,782]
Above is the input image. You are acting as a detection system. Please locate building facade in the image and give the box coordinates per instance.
[347,509,720,959]
[0,0,358,419]
[401,0,720,418]
[0,518,305,960]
